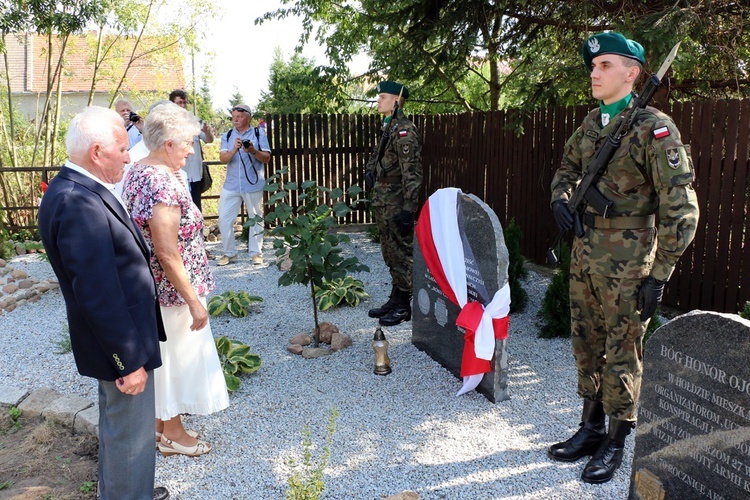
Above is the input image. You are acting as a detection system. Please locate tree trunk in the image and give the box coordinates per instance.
[31,32,69,168]
[87,25,105,107]
[108,0,155,106]
[50,64,64,165]
[1,32,19,167]
[308,262,320,346]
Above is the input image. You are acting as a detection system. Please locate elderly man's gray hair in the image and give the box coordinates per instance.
[66,106,124,158]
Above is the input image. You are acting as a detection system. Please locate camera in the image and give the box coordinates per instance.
[129,111,141,123]
[242,139,252,149]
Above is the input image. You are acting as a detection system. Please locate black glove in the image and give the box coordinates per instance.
[638,276,666,321]
[552,200,574,232]
[393,210,414,236]
[364,170,376,191]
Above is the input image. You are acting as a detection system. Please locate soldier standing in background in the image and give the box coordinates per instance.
[365,81,423,327]
[548,32,699,484]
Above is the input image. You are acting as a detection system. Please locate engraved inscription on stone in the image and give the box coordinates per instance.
[629,311,750,500]
[434,298,448,327]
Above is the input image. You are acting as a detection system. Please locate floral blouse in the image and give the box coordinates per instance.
[123,163,215,306]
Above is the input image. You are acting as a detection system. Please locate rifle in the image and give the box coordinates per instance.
[365,86,404,190]
[547,42,681,266]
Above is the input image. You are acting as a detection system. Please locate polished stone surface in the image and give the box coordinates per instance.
[629,311,750,499]
[411,192,510,402]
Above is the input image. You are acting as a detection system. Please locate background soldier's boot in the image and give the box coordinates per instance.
[581,418,633,484]
[548,399,605,462]
[368,286,398,318]
[379,289,412,326]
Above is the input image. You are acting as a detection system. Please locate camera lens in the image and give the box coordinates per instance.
[242,140,251,148]
[129,112,140,123]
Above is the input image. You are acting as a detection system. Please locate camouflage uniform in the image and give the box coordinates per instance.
[366,109,423,292]
[550,103,699,421]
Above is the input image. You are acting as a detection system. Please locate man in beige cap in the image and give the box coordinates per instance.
[217,104,271,266]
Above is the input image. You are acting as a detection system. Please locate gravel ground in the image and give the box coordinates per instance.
[0,233,633,499]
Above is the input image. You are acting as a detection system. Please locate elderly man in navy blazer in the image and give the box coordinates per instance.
[39,106,167,500]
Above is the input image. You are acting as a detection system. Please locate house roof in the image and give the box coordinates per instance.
[1,32,185,94]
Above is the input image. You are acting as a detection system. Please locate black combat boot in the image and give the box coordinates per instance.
[548,399,606,462]
[378,289,411,326]
[581,418,633,484]
[368,286,398,318]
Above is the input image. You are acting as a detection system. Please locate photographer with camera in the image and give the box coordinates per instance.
[216,104,271,266]
[115,99,144,149]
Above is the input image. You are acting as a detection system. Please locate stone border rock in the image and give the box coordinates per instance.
[0,384,98,436]
[0,258,60,314]
[286,322,353,357]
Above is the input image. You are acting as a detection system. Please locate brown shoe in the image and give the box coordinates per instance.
[217,255,235,266]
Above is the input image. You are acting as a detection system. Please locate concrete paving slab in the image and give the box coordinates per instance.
[0,384,29,407]
[17,387,60,418]
[44,393,93,428]
[74,405,99,436]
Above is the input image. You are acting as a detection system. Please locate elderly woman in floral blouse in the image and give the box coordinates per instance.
[122,102,228,457]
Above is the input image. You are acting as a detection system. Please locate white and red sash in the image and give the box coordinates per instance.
[415,188,511,396]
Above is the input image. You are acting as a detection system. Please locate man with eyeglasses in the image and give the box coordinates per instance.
[169,89,214,211]
[217,104,271,266]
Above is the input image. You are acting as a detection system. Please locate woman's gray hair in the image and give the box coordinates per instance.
[66,106,123,157]
[142,101,199,151]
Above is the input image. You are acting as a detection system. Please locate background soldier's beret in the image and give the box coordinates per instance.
[376,81,410,99]
[581,32,646,70]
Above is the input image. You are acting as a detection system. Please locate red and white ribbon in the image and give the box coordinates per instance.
[415,188,510,396]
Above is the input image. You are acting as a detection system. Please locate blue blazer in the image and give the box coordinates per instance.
[38,166,166,381]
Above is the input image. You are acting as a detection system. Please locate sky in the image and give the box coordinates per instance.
[189,1,367,112]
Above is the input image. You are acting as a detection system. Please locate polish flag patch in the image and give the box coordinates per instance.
[653,126,670,139]
[398,130,408,137]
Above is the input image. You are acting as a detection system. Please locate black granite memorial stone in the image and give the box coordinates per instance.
[629,311,750,500]
[411,192,510,402]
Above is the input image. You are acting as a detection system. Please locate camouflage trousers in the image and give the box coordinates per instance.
[569,264,648,422]
[374,205,413,292]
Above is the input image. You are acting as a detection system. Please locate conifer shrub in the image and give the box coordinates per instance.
[537,241,571,338]
[740,301,750,321]
[643,311,663,345]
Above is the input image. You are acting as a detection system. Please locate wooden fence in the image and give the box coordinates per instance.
[3,99,748,313]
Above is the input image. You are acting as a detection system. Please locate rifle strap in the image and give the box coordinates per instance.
[583,213,655,230]
[377,175,401,184]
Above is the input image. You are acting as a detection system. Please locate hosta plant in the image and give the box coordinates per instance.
[315,276,369,311]
[215,336,261,392]
[208,290,263,317]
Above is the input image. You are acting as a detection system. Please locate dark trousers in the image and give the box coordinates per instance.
[189,181,202,211]
[97,372,155,500]
[374,204,414,292]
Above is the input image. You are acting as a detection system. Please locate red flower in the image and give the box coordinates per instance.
[40,181,48,194]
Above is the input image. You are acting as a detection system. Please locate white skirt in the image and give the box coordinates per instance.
[155,296,229,420]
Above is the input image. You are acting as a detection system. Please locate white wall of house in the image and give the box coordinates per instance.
[13,92,154,122]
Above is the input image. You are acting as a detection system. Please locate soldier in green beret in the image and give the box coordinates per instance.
[365,81,423,326]
[548,32,699,483]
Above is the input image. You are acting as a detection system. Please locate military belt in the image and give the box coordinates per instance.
[377,176,402,184]
[583,213,655,230]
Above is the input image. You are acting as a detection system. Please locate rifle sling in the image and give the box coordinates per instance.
[377,175,401,184]
[583,213,655,230]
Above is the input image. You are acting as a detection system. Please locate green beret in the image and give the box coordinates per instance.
[376,81,409,99]
[582,32,646,70]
